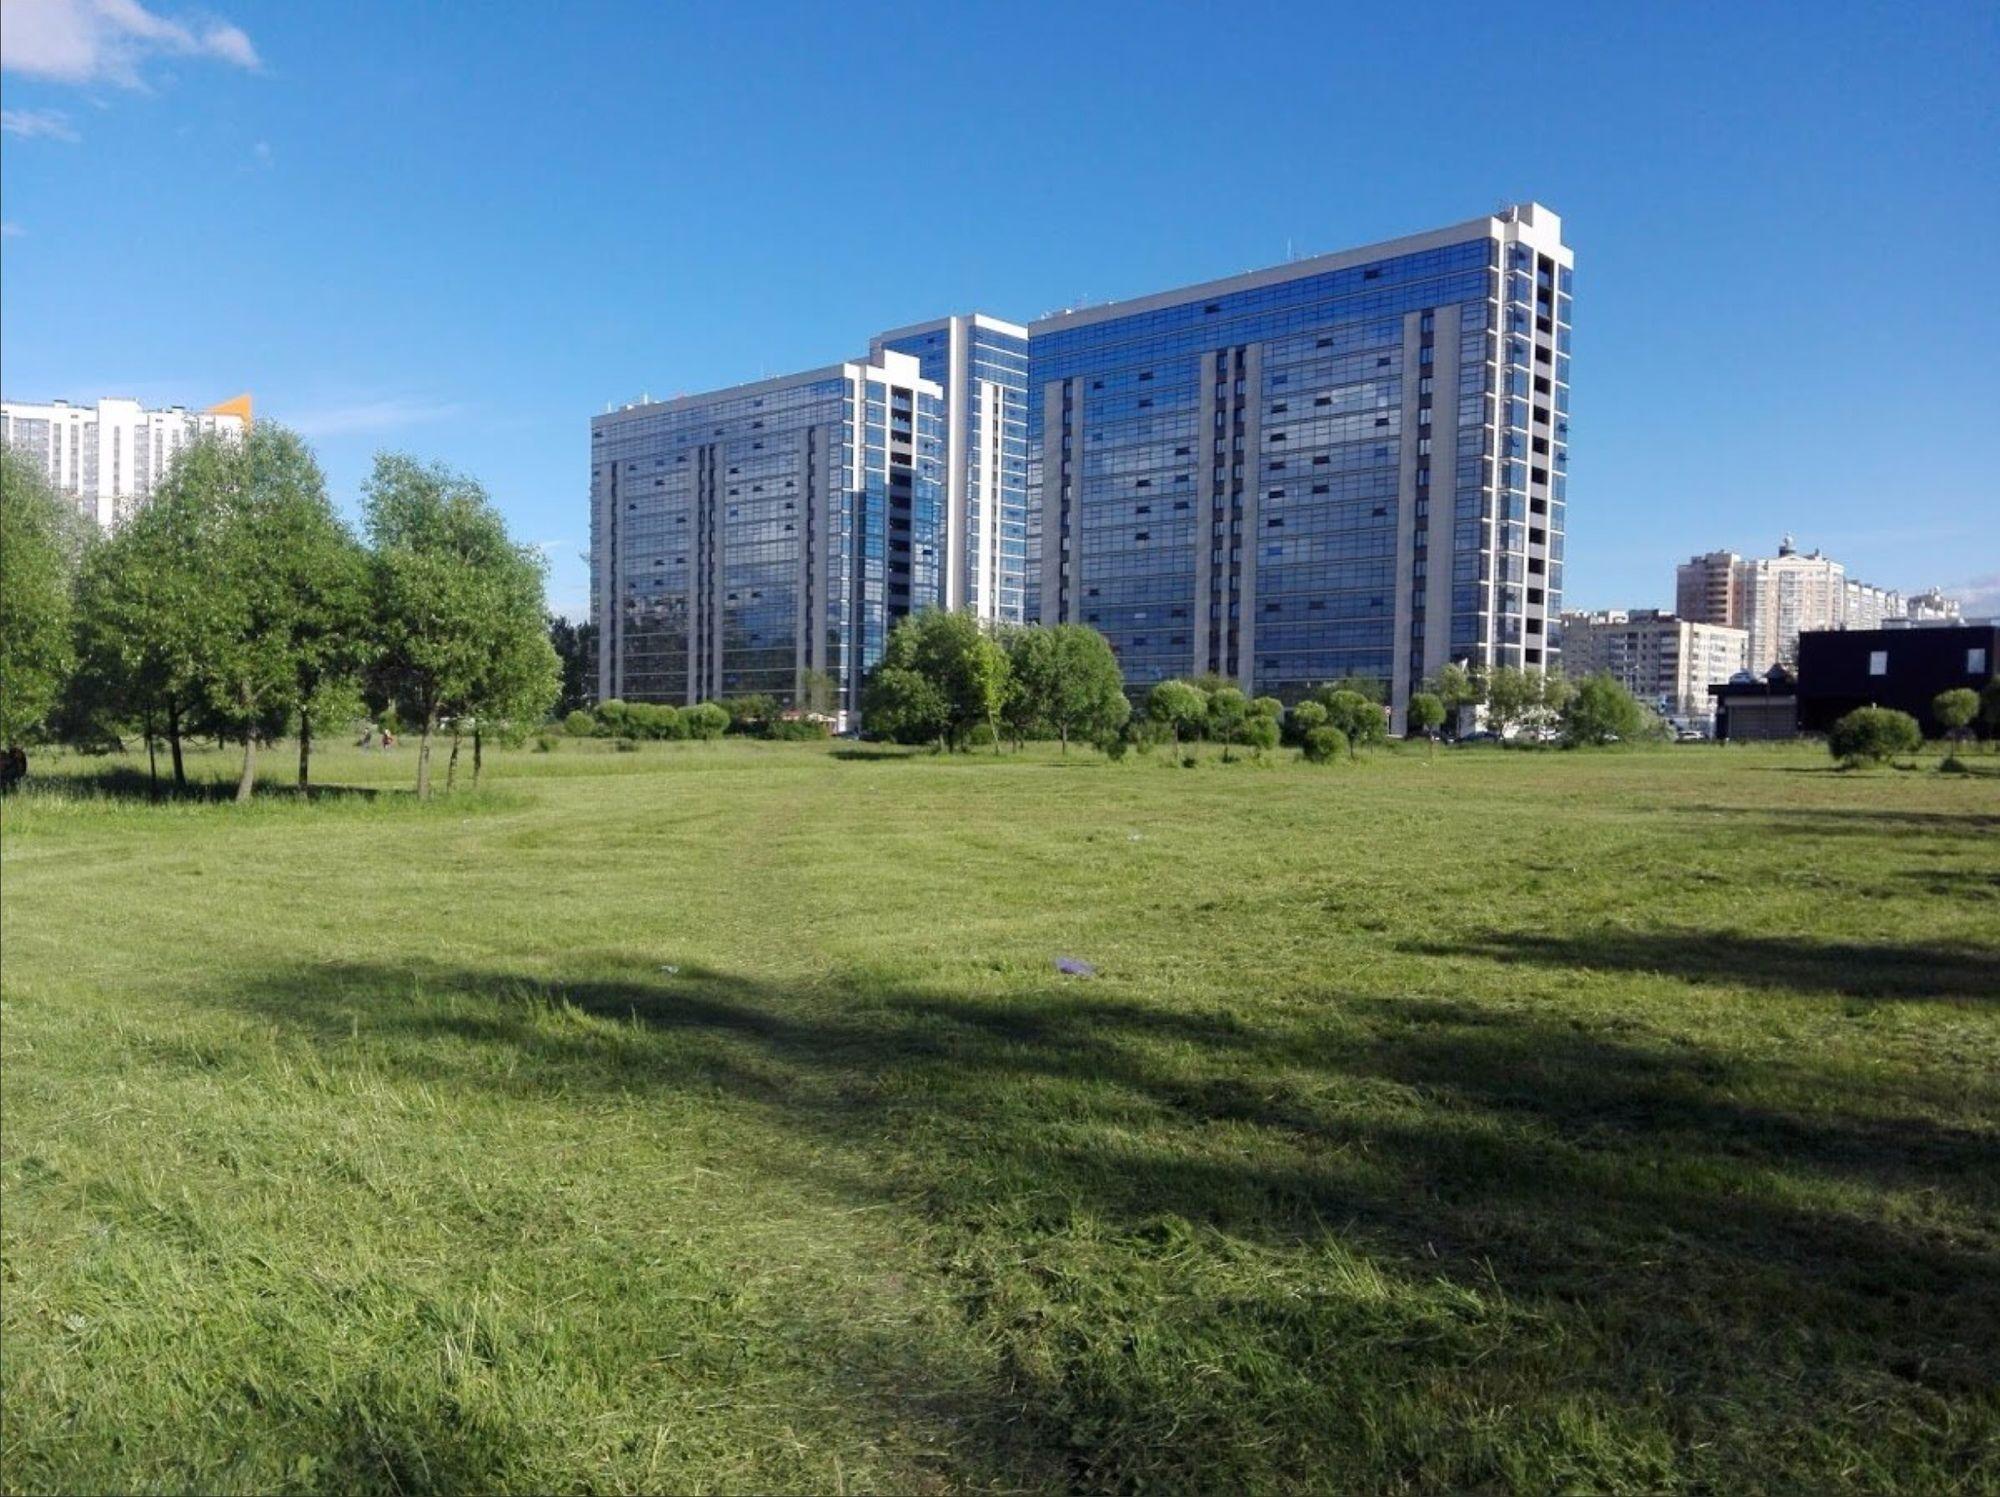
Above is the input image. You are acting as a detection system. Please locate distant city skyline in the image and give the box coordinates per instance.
[3,0,1994,619]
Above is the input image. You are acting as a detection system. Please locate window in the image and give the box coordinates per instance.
[1971,647,1989,674]
[1868,650,1888,676]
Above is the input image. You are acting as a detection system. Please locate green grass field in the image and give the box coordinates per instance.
[3,738,1996,1494]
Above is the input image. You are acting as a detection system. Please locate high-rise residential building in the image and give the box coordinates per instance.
[590,347,946,716]
[1560,608,1748,720]
[1,393,251,529]
[1841,576,1903,633]
[1672,537,1904,672]
[1740,542,1845,673]
[1025,203,1572,729]
[1675,550,1741,625]
[1905,587,1962,623]
[869,315,1030,624]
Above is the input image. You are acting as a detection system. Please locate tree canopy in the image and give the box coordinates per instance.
[0,449,85,744]
[1560,673,1645,747]
[865,610,1009,750]
[1003,623,1128,751]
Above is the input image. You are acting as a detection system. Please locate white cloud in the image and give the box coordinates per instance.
[285,399,466,439]
[1,107,81,142]
[0,222,24,239]
[1945,572,2000,617]
[1,0,261,87]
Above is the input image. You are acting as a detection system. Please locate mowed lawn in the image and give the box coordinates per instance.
[2,739,1997,1494]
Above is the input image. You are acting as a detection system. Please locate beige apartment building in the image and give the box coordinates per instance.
[1561,609,1749,720]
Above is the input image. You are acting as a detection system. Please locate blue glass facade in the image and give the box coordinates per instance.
[589,206,1570,728]
[591,351,944,712]
[873,315,1030,624]
[1027,204,1571,723]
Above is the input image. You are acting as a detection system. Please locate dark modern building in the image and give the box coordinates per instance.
[1026,203,1572,729]
[1796,624,1997,736]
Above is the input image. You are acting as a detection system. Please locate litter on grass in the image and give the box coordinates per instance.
[1055,956,1097,978]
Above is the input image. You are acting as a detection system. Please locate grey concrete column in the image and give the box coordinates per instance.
[1238,344,1263,693]
[1039,380,1066,625]
[1193,354,1218,677]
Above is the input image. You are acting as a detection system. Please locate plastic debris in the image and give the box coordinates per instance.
[1054,956,1097,978]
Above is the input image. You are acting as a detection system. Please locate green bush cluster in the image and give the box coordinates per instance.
[1827,706,1922,766]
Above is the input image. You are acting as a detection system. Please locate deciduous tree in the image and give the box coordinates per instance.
[1406,691,1446,755]
[869,611,1009,751]
[365,453,536,798]
[1004,623,1128,752]
[1561,673,1645,747]
[1145,679,1209,748]
[1932,688,1978,749]
[0,449,84,746]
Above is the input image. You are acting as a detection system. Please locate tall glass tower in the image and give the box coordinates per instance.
[871,314,1030,624]
[590,348,945,716]
[1025,203,1571,728]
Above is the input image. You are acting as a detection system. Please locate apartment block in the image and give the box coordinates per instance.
[1675,550,1741,625]
[1,393,251,529]
[591,349,946,715]
[1905,587,1962,623]
[1675,537,1905,673]
[1026,203,1572,729]
[1560,609,1748,719]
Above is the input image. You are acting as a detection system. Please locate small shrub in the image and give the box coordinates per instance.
[1302,726,1347,764]
[1098,731,1129,761]
[770,718,830,741]
[1932,688,1979,744]
[684,703,730,741]
[612,737,640,753]
[1237,715,1280,754]
[1287,698,1328,745]
[533,731,560,753]
[563,709,595,737]
[967,722,998,750]
[1827,706,1922,766]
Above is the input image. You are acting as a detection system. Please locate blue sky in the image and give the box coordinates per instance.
[3,0,1996,618]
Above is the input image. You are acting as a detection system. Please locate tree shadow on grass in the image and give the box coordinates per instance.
[1685,804,2000,837]
[197,957,2000,1490]
[1407,929,2000,1003]
[826,746,923,763]
[22,764,387,804]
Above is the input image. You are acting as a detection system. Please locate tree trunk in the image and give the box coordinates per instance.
[145,711,160,798]
[417,705,438,798]
[298,710,313,793]
[237,728,258,800]
[447,731,461,792]
[168,697,187,790]
[1059,724,1069,754]
[473,726,483,785]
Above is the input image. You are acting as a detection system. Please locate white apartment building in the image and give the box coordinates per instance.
[1560,609,1748,720]
[1905,587,1962,623]
[1677,537,1902,673]
[1,394,252,529]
